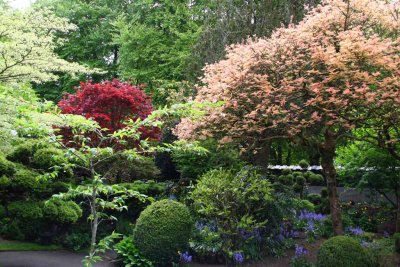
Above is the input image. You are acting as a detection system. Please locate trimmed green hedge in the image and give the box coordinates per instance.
[134,199,193,264]
[317,236,375,267]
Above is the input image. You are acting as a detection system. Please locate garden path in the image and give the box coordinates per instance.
[0,251,115,267]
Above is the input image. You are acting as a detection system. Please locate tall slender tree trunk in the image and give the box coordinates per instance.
[89,162,98,259]
[320,130,343,235]
[396,185,400,232]
[89,189,98,257]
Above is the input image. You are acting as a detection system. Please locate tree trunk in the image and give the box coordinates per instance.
[89,191,98,258]
[89,162,98,259]
[253,141,271,169]
[320,131,343,235]
[396,185,400,232]
[277,144,283,165]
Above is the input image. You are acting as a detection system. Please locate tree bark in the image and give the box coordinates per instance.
[320,130,343,235]
[89,191,98,258]
[253,141,271,169]
[396,185,400,232]
[89,162,98,259]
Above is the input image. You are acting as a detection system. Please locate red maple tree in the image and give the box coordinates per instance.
[58,79,160,143]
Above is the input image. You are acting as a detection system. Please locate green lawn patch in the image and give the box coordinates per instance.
[0,241,61,251]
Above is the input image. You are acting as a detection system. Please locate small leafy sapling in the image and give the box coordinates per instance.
[52,102,211,266]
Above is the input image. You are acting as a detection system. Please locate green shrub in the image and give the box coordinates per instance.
[0,155,15,176]
[0,205,5,218]
[114,236,154,267]
[121,180,166,196]
[309,173,324,184]
[364,236,396,267]
[321,188,328,198]
[317,236,375,267]
[10,168,41,192]
[44,198,82,224]
[48,181,69,194]
[0,219,24,240]
[307,193,322,205]
[298,199,315,211]
[134,199,193,264]
[7,201,43,240]
[62,232,91,251]
[8,201,43,221]
[0,175,10,187]
[96,154,161,183]
[33,147,67,170]
[7,140,48,165]
[191,167,273,258]
[296,175,306,185]
[298,160,309,169]
[394,233,400,253]
[321,214,353,237]
[171,139,244,179]
[115,217,134,236]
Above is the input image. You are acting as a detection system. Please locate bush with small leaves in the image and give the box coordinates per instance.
[7,201,44,240]
[0,155,15,176]
[7,140,48,165]
[10,168,42,192]
[299,199,315,212]
[309,173,324,184]
[321,188,328,198]
[317,236,375,267]
[44,198,82,224]
[95,154,161,183]
[0,219,25,240]
[33,147,67,170]
[298,160,310,169]
[115,236,154,267]
[192,167,274,259]
[134,199,193,264]
[320,214,353,237]
[0,205,5,218]
[394,233,400,253]
[279,174,294,185]
[8,201,43,221]
[0,175,10,187]
[62,232,91,251]
[307,193,322,206]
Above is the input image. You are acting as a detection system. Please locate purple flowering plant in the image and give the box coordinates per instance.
[346,226,363,236]
[295,210,327,241]
[294,244,307,259]
[179,251,192,263]
[291,244,313,267]
[233,252,244,265]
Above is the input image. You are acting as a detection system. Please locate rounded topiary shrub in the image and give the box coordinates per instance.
[133,199,193,264]
[317,236,375,267]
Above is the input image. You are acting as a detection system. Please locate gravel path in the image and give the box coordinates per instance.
[0,251,116,267]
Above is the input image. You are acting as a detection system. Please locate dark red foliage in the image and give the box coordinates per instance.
[58,79,161,144]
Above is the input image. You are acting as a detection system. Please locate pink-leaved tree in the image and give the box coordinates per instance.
[175,0,400,235]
